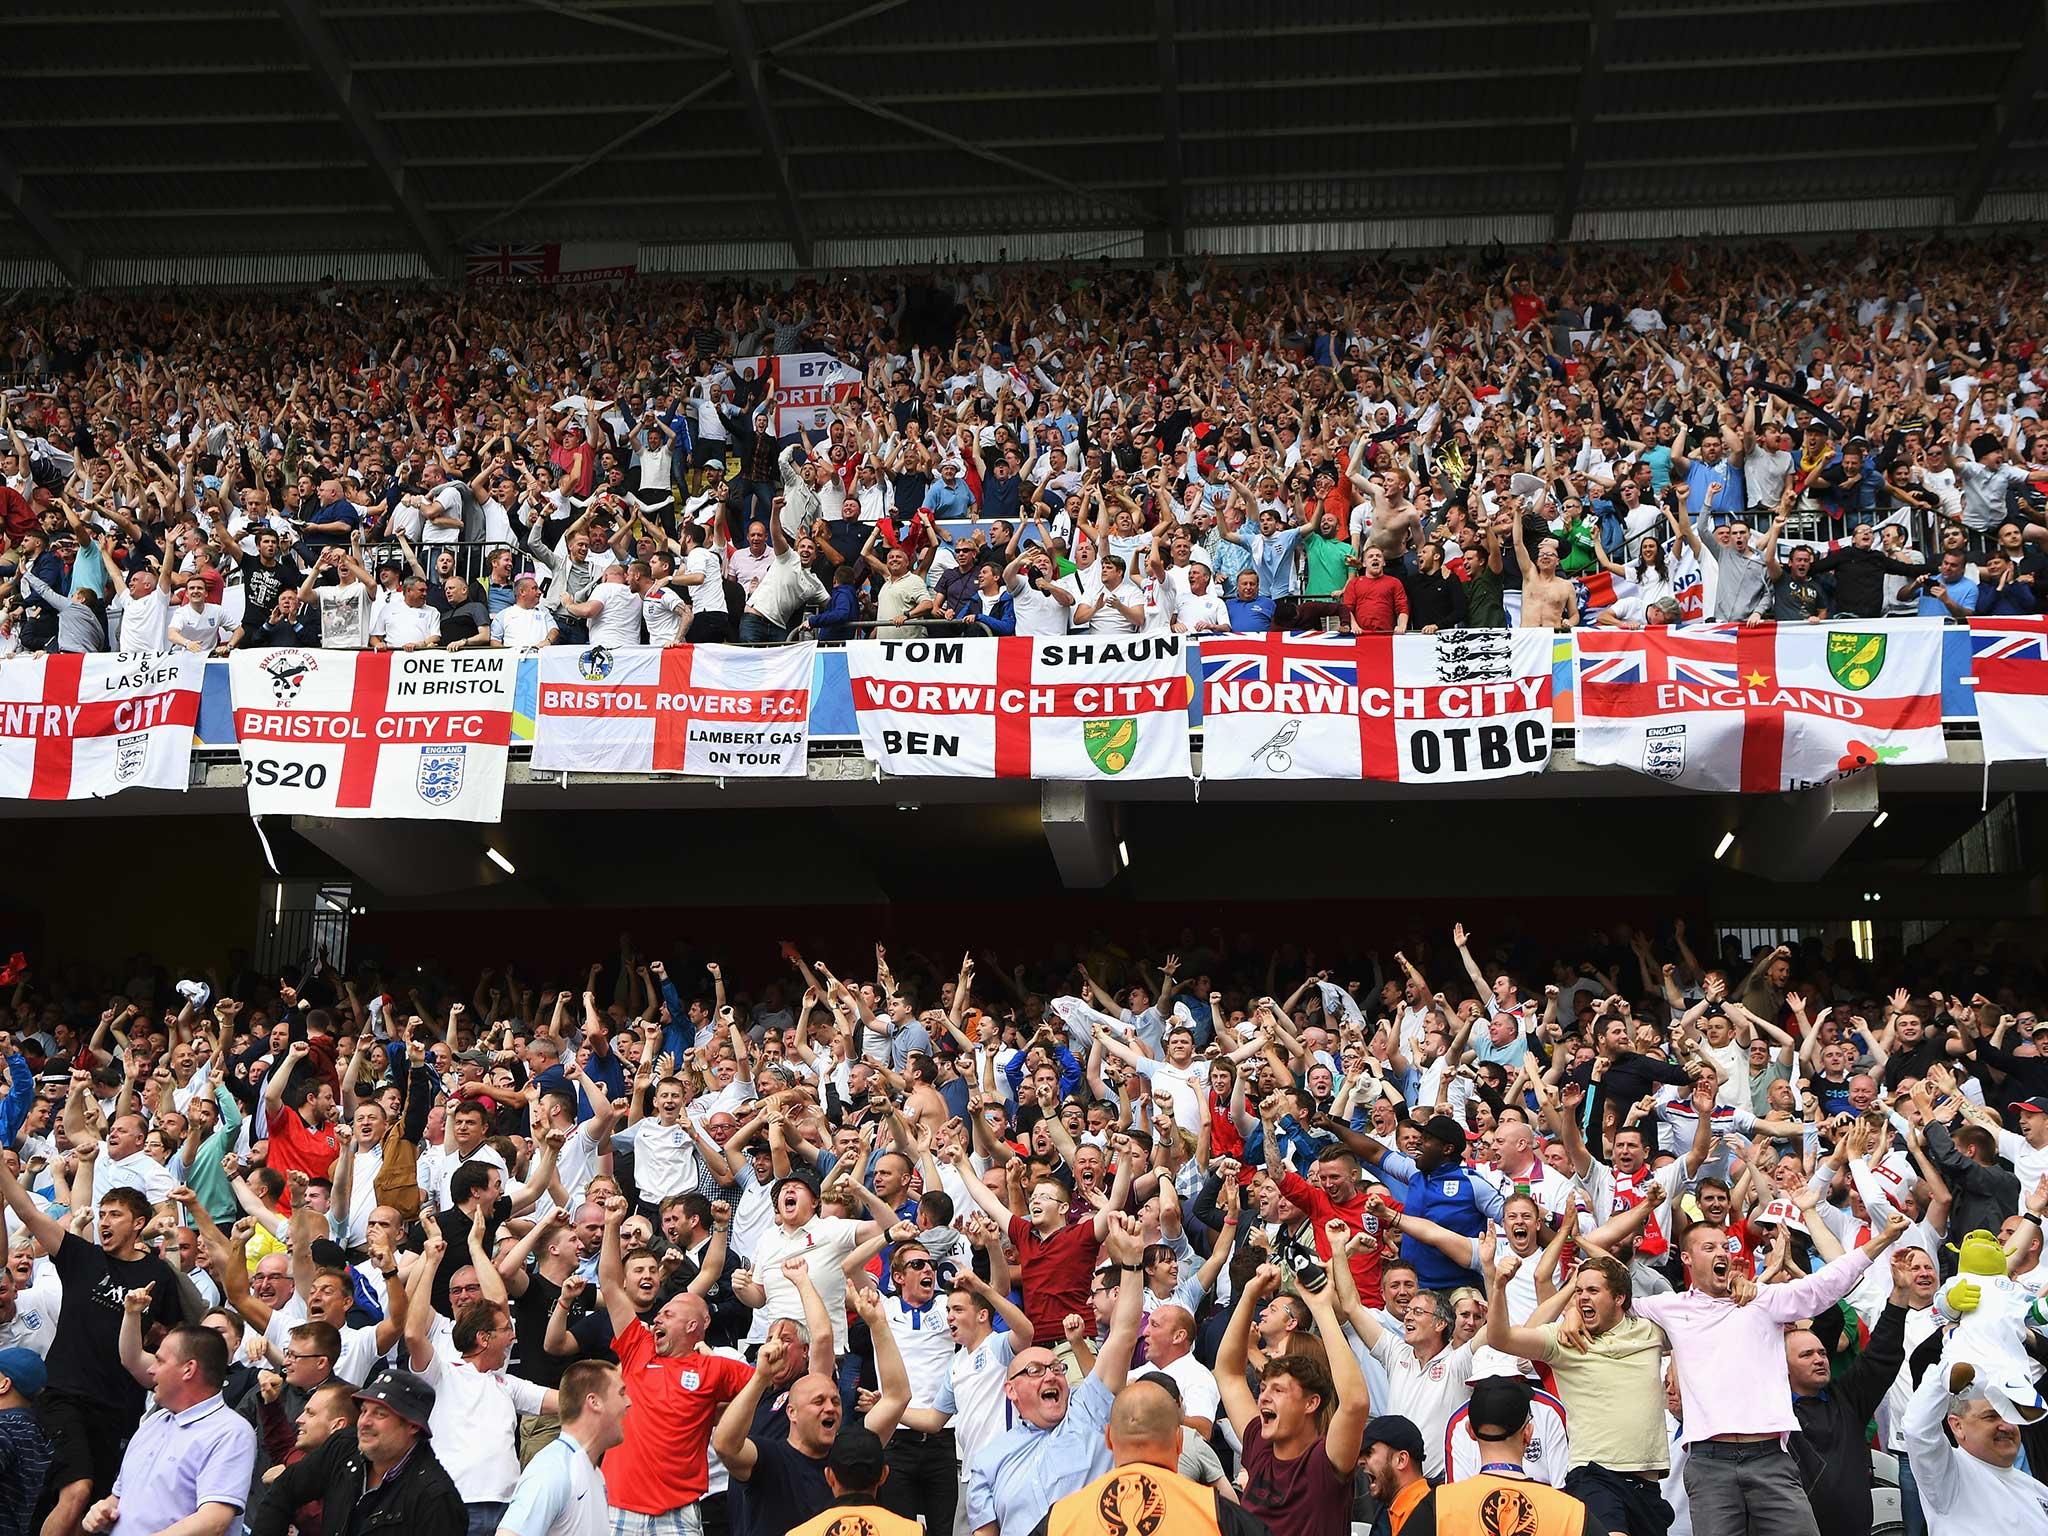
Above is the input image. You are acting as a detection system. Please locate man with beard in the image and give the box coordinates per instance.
[1637,1212,1909,1534]
[1487,1251,1672,1536]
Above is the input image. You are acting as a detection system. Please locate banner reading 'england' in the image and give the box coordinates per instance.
[229,649,516,820]
[1574,620,1945,791]
[847,634,1191,779]
[1199,630,1553,782]
[1968,617,2048,764]
[0,652,203,800]
[532,643,811,777]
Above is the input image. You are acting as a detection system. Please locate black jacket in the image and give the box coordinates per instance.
[1808,544,1924,619]
[250,1427,465,1536]
[1921,1119,2021,1254]
[1789,1299,1908,1536]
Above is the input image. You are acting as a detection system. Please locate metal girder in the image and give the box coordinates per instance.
[773,64,1157,222]
[512,0,724,56]
[1555,0,1615,240]
[272,0,449,274]
[0,144,84,283]
[712,0,813,267]
[1956,0,2048,222]
[454,71,733,241]
[1154,0,1184,253]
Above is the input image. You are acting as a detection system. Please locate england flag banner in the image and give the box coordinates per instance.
[229,649,516,820]
[532,643,811,777]
[1969,617,2048,763]
[731,352,865,436]
[1200,630,1553,783]
[847,635,1191,780]
[1574,620,1945,792]
[0,652,203,800]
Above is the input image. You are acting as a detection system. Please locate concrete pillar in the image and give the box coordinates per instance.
[1041,783,1122,888]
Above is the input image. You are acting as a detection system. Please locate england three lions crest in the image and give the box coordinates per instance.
[416,746,466,805]
[1642,722,1686,781]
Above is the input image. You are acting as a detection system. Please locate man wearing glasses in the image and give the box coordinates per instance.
[965,1215,1147,1536]
[248,1322,341,1469]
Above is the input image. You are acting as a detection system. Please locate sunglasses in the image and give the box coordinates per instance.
[897,1258,935,1272]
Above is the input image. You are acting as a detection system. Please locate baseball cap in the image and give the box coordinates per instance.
[1977,1365,2048,1426]
[1360,1414,1425,1463]
[353,1368,436,1431]
[1419,1114,1468,1151]
[771,1168,821,1202]
[1466,1377,1533,1440]
[2010,1097,2048,1117]
[826,1424,887,1486]
[0,1347,47,1398]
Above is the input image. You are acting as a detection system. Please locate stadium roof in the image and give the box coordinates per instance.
[6,0,2048,283]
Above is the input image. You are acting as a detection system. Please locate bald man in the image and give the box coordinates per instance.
[1028,1380,1269,1536]
[1134,1304,1219,1438]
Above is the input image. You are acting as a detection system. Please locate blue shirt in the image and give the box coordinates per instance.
[1642,445,1674,493]
[1918,574,1977,618]
[923,478,977,518]
[500,1428,600,1536]
[1224,595,1276,632]
[111,1396,256,1536]
[1685,457,1743,518]
[1247,526,1305,597]
[965,1372,1114,1533]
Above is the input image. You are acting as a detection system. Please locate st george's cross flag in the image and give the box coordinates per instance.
[229,648,515,820]
[1968,617,2048,764]
[0,652,203,800]
[1199,629,1553,783]
[846,634,1191,780]
[532,643,812,777]
[1573,620,1945,791]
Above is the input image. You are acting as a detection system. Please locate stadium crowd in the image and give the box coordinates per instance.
[5,236,2048,657]
[0,922,2045,1536]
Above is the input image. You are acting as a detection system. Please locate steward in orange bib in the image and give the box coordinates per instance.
[1402,1379,1601,1536]
[1031,1378,1273,1536]
[785,1426,921,1536]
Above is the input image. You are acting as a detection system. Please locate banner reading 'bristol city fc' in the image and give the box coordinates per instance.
[229,649,516,820]
[0,651,203,800]
[532,643,812,777]
[1573,620,1945,792]
[1200,630,1554,782]
[846,634,1191,780]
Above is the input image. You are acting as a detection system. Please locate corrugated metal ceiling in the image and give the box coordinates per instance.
[0,0,2043,277]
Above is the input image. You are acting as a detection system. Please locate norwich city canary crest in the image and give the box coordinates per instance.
[1826,632,1886,691]
[1084,717,1137,774]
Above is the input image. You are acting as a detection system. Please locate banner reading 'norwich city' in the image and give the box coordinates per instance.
[846,634,1192,780]
[1199,629,1554,782]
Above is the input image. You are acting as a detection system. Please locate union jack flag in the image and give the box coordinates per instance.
[465,244,548,282]
[1200,633,1357,688]
[1971,622,2048,664]
[1970,616,2048,762]
[1577,623,1746,687]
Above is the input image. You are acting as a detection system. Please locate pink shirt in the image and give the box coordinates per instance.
[1636,1248,1871,1445]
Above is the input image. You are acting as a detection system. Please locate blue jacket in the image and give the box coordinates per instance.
[0,1053,31,1148]
[961,588,1017,635]
[807,585,859,640]
[1378,1152,1502,1290]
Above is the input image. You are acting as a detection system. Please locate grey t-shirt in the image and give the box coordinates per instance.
[1708,538,1772,621]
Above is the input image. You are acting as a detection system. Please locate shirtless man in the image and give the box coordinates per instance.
[1510,500,1576,630]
